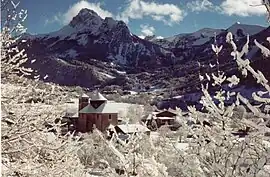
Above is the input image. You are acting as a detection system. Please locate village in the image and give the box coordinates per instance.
[62,92,179,136]
[60,91,251,143]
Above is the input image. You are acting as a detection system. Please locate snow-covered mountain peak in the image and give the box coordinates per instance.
[69,8,103,31]
[227,23,265,38]
[78,8,98,17]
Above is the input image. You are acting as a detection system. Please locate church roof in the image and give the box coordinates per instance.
[91,92,107,101]
[79,102,118,114]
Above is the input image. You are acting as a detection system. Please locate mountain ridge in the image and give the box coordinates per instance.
[18,8,269,94]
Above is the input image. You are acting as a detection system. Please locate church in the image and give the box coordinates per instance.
[64,92,120,132]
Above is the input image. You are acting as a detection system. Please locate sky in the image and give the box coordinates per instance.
[19,0,269,38]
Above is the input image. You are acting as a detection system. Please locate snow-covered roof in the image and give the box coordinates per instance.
[79,102,118,114]
[80,93,89,98]
[91,92,107,101]
[116,124,150,134]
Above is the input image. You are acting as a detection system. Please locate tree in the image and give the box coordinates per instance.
[1,1,86,176]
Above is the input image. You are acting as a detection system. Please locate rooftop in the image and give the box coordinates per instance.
[116,124,150,134]
[91,92,107,101]
[79,102,118,114]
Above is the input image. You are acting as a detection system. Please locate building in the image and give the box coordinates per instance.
[115,124,150,135]
[64,92,140,133]
[142,109,179,128]
[78,92,118,132]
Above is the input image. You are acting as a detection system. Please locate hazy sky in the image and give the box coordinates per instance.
[20,0,269,37]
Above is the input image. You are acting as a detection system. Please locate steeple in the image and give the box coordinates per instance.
[90,91,107,109]
[91,92,107,101]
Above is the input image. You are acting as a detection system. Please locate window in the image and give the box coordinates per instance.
[109,114,112,120]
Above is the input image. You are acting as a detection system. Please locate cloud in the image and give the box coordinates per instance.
[187,0,217,12]
[186,0,267,17]
[220,0,266,16]
[45,13,62,26]
[46,0,113,25]
[140,24,155,36]
[62,0,113,24]
[117,0,185,26]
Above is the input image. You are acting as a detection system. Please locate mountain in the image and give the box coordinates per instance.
[149,22,265,50]
[17,9,269,96]
[227,22,265,39]
[22,8,174,68]
[146,23,266,63]
[18,8,178,88]
[151,28,224,49]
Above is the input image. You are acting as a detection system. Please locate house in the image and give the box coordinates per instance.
[115,124,150,135]
[155,110,178,127]
[64,92,139,133]
[142,109,179,128]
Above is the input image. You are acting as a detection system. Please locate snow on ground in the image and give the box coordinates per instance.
[173,92,201,102]
[106,102,144,121]
[175,143,189,151]
[150,132,160,141]
[173,95,183,99]
[56,58,69,65]
[115,70,126,75]
[129,91,138,95]
[98,72,116,79]
[262,140,270,148]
